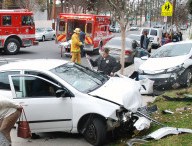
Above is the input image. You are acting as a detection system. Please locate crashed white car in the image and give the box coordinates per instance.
[0,59,150,146]
[138,41,192,89]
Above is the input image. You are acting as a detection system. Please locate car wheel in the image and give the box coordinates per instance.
[83,118,106,146]
[180,69,192,87]
[42,36,45,42]
[4,38,20,55]
[52,35,56,40]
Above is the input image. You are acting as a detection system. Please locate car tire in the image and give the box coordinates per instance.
[83,118,106,146]
[4,38,20,55]
[52,35,56,40]
[180,68,192,87]
[42,36,45,42]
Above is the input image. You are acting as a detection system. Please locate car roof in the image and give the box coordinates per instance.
[164,40,192,46]
[141,27,162,31]
[110,37,133,41]
[0,59,68,71]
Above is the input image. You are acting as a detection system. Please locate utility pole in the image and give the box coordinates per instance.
[51,0,56,30]
[171,0,176,33]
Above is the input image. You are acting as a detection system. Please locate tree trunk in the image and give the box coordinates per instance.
[120,26,126,75]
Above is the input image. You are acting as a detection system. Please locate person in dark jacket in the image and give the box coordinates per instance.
[140,30,149,50]
[79,29,86,57]
[86,48,121,76]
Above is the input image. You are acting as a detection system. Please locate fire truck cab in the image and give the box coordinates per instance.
[56,13,114,53]
[0,9,37,55]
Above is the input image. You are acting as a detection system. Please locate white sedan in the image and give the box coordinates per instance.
[35,27,56,41]
[0,59,150,146]
[139,40,192,89]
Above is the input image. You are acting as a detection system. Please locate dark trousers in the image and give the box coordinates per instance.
[80,45,85,57]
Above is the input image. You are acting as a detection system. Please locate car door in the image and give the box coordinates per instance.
[8,74,73,133]
[47,28,54,39]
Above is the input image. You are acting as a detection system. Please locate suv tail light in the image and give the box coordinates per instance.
[125,50,132,55]
[157,37,159,42]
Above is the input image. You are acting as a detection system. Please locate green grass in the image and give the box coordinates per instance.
[108,87,192,146]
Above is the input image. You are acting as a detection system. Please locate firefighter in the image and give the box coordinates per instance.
[71,28,83,64]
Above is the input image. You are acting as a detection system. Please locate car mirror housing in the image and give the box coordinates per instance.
[56,89,67,98]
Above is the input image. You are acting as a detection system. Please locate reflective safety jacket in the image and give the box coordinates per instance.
[71,33,82,53]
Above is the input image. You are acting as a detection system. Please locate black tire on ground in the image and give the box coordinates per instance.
[180,68,192,87]
[52,35,56,40]
[42,36,45,42]
[4,38,20,55]
[93,48,99,55]
[83,118,106,146]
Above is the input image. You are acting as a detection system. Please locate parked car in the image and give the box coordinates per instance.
[129,26,139,31]
[35,27,56,41]
[140,28,163,49]
[104,37,139,64]
[138,41,192,89]
[0,59,150,146]
[109,25,121,33]
[180,25,187,30]
[127,34,152,52]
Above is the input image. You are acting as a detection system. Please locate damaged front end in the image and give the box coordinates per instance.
[139,64,189,89]
[107,105,159,132]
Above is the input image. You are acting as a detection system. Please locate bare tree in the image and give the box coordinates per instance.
[106,0,134,74]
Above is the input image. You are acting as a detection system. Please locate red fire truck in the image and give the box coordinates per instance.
[56,13,114,53]
[0,9,38,55]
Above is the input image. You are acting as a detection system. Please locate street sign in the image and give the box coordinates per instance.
[161,1,173,16]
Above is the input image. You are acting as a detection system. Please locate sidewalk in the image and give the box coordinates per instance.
[122,65,156,106]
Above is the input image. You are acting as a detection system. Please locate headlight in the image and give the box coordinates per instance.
[142,69,165,74]
[153,69,166,74]
[166,64,183,73]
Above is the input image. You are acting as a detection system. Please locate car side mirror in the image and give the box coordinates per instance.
[56,89,67,98]
[141,56,149,60]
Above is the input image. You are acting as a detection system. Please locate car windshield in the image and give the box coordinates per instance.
[105,38,132,48]
[151,43,192,58]
[36,28,44,32]
[50,63,109,93]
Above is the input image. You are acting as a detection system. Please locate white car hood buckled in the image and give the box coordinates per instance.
[140,56,187,71]
[89,77,143,112]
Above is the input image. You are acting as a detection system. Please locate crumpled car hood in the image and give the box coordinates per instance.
[89,77,143,111]
[139,56,187,71]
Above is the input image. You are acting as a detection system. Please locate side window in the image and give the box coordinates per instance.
[24,71,59,85]
[3,16,11,26]
[59,21,65,31]
[11,75,60,98]
[0,71,20,90]
[87,23,92,34]
[150,29,157,36]
[22,15,34,26]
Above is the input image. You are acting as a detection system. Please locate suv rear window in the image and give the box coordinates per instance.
[150,29,157,36]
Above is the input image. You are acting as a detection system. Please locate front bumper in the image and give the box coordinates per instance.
[139,69,185,88]
[107,106,153,131]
